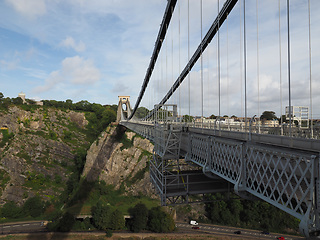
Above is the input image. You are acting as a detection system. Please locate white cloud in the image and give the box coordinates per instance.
[60,36,86,52]
[34,70,61,93]
[62,56,100,84]
[5,0,46,19]
[0,59,20,70]
[34,56,101,93]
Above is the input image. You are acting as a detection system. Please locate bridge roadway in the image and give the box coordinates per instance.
[120,120,320,236]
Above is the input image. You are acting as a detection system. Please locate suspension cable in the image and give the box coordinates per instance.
[201,0,204,126]
[128,0,177,119]
[207,31,210,121]
[308,0,313,138]
[161,41,163,109]
[166,23,168,94]
[240,0,243,128]
[188,0,191,119]
[144,0,239,120]
[256,0,260,133]
[218,0,221,131]
[178,0,181,119]
[171,5,174,106]
[244,0,248,131]
[287,0,292,137]
[279,0,283,135]
[227,12,230,130]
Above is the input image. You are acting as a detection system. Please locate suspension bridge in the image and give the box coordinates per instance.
[117,0,320,237]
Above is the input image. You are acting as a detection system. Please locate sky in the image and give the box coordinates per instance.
[0,0,319,119]
[0,0,167,104]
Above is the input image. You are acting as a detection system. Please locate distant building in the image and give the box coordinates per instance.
[195,117,242,126]
[286,106,309,128]
[262,119,279,127]
[18,91,26,104]
[18,92,43,106]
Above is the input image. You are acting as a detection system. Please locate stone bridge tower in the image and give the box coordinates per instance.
[117,96,132,122]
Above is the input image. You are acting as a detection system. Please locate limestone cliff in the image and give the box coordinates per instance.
[0,105,157,206]
[0,106,89,205]
[82,124,157,198]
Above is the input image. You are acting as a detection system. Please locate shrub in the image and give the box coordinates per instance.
[110,209,125,230]
[1,201,21,218]
[148,206,175,233]
[92,201,112,230]
[57,212,75,232]
[129,203,148,232]
[22,196,44,217]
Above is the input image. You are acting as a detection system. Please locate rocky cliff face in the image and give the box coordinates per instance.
[0,105,157,206]
[82,124,157,198]
[0,106,89,205]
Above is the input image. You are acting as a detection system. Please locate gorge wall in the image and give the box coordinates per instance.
[0,106,89,205]
[82,124,157,198]
[0,106,156,206]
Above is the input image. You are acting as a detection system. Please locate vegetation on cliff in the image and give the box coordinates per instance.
[0,94,117,218]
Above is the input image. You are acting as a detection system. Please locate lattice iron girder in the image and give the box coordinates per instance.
[245,146,315,218]
[186,132,320,236]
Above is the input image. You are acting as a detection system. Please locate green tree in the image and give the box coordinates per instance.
[209,114,217,119]
[148,206,175,233]
[1,201,21,218]
[91,201,112,230]
[22,196,44,217]
[74,148,87,173]
[260,111,277,120]
[129,203,148,232]
[65,99,73,109]
[11,97,23,105]
[74,100,92,111]
[182,115,194,122]
[110,209,125,230]
[136,107,149,119]
[26,99,36,105]
[57,212,75,232]
[227,199,243,226]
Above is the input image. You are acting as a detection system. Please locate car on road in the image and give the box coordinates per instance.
[261,231,269,234]
[277,237,285,240]
[234,230,241,234]
[190,220,198,226]
[192,226,199,229]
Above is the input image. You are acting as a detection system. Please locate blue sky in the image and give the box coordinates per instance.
[0,0,166,105]
[1,0,319,118]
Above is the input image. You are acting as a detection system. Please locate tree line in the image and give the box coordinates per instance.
[204,193,299,234]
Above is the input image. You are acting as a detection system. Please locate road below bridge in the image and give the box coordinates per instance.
[0,221,47,235]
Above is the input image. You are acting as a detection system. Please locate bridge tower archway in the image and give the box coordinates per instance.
[117,96,132,122]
